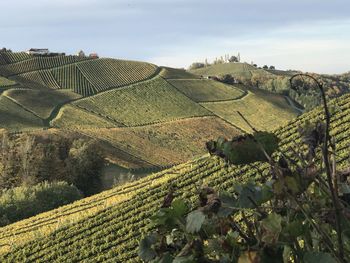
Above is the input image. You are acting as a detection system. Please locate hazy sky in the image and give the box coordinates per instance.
[1,0,349,73]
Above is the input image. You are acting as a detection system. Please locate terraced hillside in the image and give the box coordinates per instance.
[80,116,241,166]
[0,52,298,169]
[169,79,246,102]
[70,77,211,127]
[0,93,349,262]
[201,91,297,132]
[160,66,200,79]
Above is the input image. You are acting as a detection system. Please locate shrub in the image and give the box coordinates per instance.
[0,181,82,226]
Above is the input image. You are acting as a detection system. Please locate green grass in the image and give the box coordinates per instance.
[159,67,200,79]
[1,93,350,261]
[74,77,212,126]
[3,89,81,119]
[200,90,298,132]
[51,105,119,129]
[169,79,246,102]
[0,96,43,131]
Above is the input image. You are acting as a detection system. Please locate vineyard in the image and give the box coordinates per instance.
[76,58,158,92]
[51,105,120,129]
[189,62,258,76]
[0,54,159,97]
[201,91,298,132]
[169,79,246,102]
[159,67,200,79]
[73,77,212,126]
[0,76,16,88]
[0,93,350,262]
[0,52,33,65]
[0,96,43,131]
[3,89,81,119]
[0,55,90,77]
[80,116,241,166]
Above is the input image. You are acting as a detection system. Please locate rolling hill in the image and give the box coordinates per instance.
[0,93,349,262]
[0,52,298,171]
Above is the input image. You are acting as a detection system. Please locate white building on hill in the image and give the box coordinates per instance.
[26,48,50,55]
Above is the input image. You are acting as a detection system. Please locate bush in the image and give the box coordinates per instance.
[0,181,82,226]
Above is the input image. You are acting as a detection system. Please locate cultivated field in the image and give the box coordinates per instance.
[1,93,350,261]
[0,96,43,131]
[201,90,298,132]
[159,67,200,79]
[169,79,246,102]
[190,62,257,76]
[74,77,212,126]
[81,116,241,166]
[3,89,81,119]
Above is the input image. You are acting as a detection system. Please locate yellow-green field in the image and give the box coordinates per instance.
[0,96,43,131]
[81,116,241,166]
[3,89,81,119]
[200,90,298,132]
[74,77,212,126]
[169,79,246,102]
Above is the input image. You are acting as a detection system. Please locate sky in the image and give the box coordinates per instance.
[0,0,349,74]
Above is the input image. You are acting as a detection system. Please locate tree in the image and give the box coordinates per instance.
[269,65,275,70]
[228,56,238,63]
[188,62,205,70]
[219,74,235,84]
[263,65,269,69]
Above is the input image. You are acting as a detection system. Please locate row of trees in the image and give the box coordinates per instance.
[0,132,105,226]
[0,132,105,196]
[0,181,82,227]
[188,54,241,70]
[217,70,349,111]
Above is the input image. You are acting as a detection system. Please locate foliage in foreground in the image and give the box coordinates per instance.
[139,121,350,263]
[0,181,82,227]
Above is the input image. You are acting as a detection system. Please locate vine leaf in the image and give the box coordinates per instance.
[138,234,157,261]
[238,251,259,263]
[303,252,337,263]
[207,132,279,165]
[186,210,205,233]
[260,213,282,244]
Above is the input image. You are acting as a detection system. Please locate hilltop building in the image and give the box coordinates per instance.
[26,48,50,55]
[89,53,99,59]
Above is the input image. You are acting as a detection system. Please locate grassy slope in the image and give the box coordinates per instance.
[1,94,350,262]
[0,96,43,131]
[81,116,241,166]
[201,90,298,132]
[3,89,81,119]
[159,67,200,79]
[74,77,212,126]
[51,105,120,129]
[189,62,257,76]
[168,79,246,102]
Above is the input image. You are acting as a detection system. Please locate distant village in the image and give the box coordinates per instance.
[0,47,99,58]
